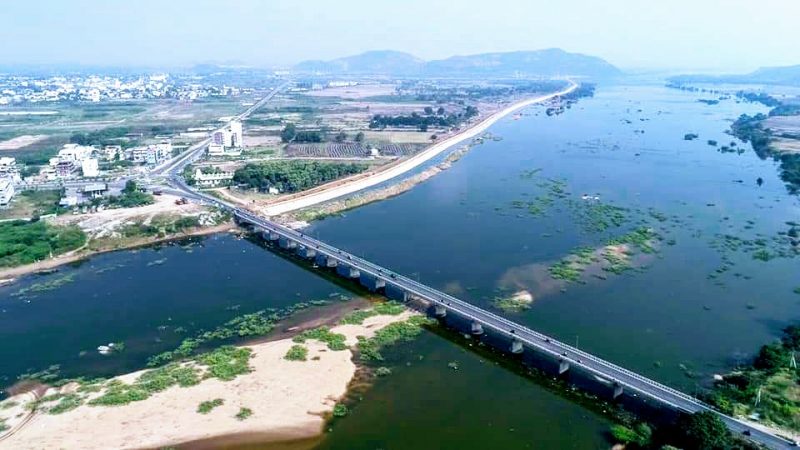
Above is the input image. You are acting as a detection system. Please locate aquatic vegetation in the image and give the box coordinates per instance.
[197,398,224,414]
[340,302,406,325]
[11,274,76,298]
[609,423,652,446]
[357,316,434,361]
[293,327,347,351]
[332,403,348,417]
[492,291,533,312]
[235,407,253,420]
[284,344,308,361]
[684,133,699,140]
[375,367,392,377]
[87,347,249,407]
[148,299,331,366]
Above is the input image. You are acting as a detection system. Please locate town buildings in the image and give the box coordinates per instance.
[194,168,234,187]
[0,177,15,207]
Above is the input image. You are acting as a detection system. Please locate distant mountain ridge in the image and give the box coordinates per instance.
[294,49,621,78]
[669,65,800,87]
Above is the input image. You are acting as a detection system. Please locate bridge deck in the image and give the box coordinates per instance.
[231,209,793,450]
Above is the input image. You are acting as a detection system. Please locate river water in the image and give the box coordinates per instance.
[1,82,798,449]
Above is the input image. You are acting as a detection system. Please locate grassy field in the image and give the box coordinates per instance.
[0,190,61,220]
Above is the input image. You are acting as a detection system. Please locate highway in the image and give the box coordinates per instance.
[151,81,290,177]
[163,85,795,449]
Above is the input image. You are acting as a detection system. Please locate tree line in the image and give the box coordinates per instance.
[233,161,367,193]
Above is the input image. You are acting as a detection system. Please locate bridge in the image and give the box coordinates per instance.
[162,85,795,449]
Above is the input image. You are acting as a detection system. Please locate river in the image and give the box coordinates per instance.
[1,82,798,449]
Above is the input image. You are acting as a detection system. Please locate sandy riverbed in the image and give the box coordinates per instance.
[0,312,414,449]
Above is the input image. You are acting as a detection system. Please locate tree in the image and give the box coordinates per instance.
[424,106,434,115]
[672,412,731,450]
[335,131,347,143]
[354,132,365,143]
[281,123,297,143]
[123,180,139,194]
[430,134,438,141]
[437,106,445,115]
[418,123,428,132]
[754,343,789,371]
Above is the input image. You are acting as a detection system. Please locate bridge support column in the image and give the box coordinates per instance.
[558,359,570,375]
[434,304,447,318]
[385,284,407,302]
[613,382,623,400]
[336,264,360,279]
[296,246,316,259]
[470,321,484,335]
[268,231,280,241]
[510,340,523,354]
[279,237,297,250]
[315,254,337,268]
[359,273,385,292]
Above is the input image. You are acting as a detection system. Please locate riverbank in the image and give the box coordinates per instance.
[0,311,416,449]
[257,82,577,217]
[0,222,236,281]
[280,139,475,224]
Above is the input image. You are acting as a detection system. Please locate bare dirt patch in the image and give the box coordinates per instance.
[0,135,48,151]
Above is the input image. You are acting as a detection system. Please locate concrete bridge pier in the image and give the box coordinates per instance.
[510,340,524,354]
[434,304,447,318]
[268,231,280,241]
[279,237,297,250]
[558,359,570,375]
[385,284,408,302]
[315,254,337,268]
[613,382,623,400]
[296,246,316,259]
[359,273,385,292]
[470,321,484,335]
[336,264,360,279]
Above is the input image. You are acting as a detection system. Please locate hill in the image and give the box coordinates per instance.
[669,65,800,86]
[423,49,621,78]
[293,50,424,75]
[294,48,620,79]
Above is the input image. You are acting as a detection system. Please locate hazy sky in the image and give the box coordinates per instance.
[2,0,799,72]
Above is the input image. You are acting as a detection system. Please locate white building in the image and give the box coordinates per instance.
[208,143,225,155]
[194,168,234,187]
[103,145,122,160]
[57,143,94,163]
[131,142,172,165]
[0,157,16,174]
[230,121,243,148]
[0,177,15,207]
[81,158,99,177]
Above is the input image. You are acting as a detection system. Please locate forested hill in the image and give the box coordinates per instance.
[294,48,621,79]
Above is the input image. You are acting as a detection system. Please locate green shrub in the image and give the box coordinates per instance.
[196,346,253,381]
[48,394,83,415]
[357,316,432,361]
[197,398,224,414]
[332,403,348,417]
[293,327,347,351]
[284,345,308,361]
[235,407,253,420]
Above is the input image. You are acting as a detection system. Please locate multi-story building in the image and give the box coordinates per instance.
[0,177,15,207]
[230,121,243,147]
[81,158,99,177]
[194,168,234,187]
[131,142,172,165]
[0,157,16,174]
